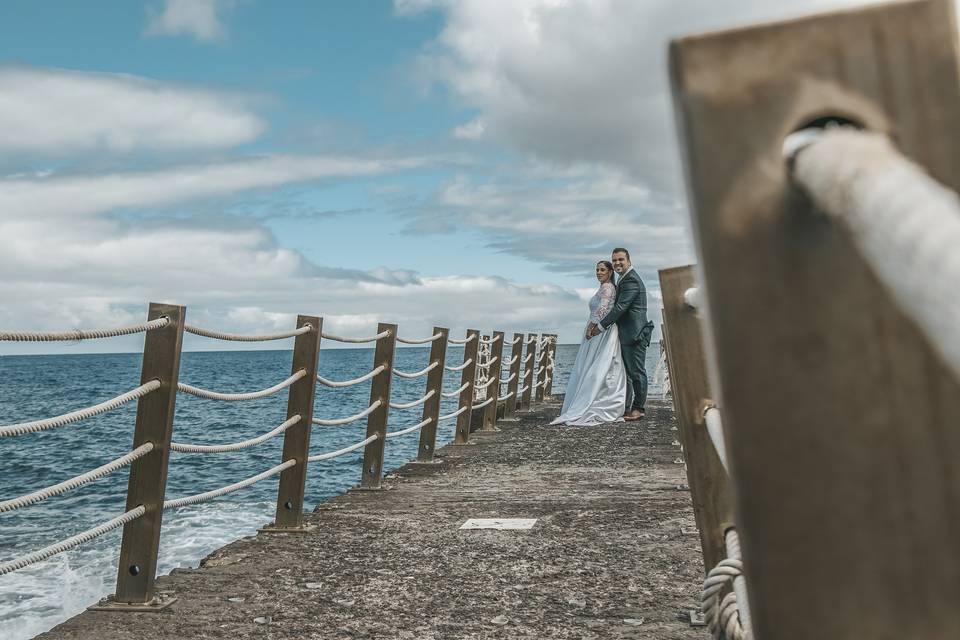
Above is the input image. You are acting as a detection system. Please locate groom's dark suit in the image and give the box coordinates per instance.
[600,268,655,412]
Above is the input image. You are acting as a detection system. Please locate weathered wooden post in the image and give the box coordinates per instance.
[480,331,505,431]
[659,267,733,573]
[543,334,557,397]
[108,303,185,609]
[520,334,536,410]
[265,315,322,531]
[534,335,547,403]
[504,332,524,419]
[670,1,960,636]
[453,329,480,445]
[416,326,449,462]
[359,322,397,489]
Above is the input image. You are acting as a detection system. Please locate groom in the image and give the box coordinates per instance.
[586,247,654,421]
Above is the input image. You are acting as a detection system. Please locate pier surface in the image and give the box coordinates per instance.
[39,398,707,639]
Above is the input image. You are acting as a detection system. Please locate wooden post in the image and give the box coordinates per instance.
[111,303,184,608]
[416,326,449,462]
[359,323,397,489]
[534,335,547,403]
[520,334,536,410]
[543,334,557,397]
[504,332,524,419]
[659,266,734,573]
[670,1,960,636]
[480,331,505,431]
[452,329,479,445]
[266,315,322,531]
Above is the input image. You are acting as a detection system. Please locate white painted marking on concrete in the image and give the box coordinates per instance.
[459,518,538,530]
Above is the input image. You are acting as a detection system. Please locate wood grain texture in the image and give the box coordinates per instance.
[360,323,397,489]
[481,331,505,431]
[416,327,449,462]
[453,330,480,445]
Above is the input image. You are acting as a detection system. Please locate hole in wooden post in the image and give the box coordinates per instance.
[128,565,141,576]
[784,114,866,167]
[283,500,293,510]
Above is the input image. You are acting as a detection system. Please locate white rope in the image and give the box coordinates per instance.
[479,335,502,345]
[184,323,312,341]
[312,400,382,426]
[684,287,701,309]
[789,127,960,382]
[442,382,470,398]
[0,380,161,438]
[447,335,477,345]
[396,333,443,345]
[703,407,730,473]
[0,443,154,513]
[701,529,753,640]
[503,355,519,366]
[164,460,295,510]
[321,329,391,344]
[385,417,432,439]
[393,361,439,379]
[497,391,515,403]
[317,365,385,388]
[170,415,301,453]
[523,354,533,363]
[0,506,145,576]
[178,369,306,402]
[308,434,377,462]
[517,385,529,394]
[438,405,468,421]
[445,359,473,372]
[390,390,435,410]
[500,372,517,385]
[472,397,493,410]
[476,377,497,390]
[0,317,169,342]
[511,336,523,344]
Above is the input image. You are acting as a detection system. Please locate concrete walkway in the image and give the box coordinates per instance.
[40,398,708,640]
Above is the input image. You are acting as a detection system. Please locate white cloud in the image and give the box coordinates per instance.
[145,0,233,42]
[452,118,485,140]
[0,66,263,155]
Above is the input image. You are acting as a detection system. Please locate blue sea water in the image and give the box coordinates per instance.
[0,343,663,638]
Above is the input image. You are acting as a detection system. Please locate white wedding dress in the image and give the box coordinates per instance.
[551,282,627,425]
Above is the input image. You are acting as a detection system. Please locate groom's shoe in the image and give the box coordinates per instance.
[624,409,645,422]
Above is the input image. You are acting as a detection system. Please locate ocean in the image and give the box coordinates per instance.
[0,343,665,639]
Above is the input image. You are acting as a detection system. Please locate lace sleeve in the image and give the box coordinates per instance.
[590,283,617,324]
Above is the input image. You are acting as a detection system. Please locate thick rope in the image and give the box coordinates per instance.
[442,382,470,398]
[438,405,468,421]
[503,355,519,366]
[396,333,443,345]
[497,391,515,403]
[0,380,161,438]
[523,353,533,363]
[0,317,169,342]
[472,397,494,410]
[789,128,960,382]
[500,372,517,385]
[517,385,529,395]
[312,400,382,426]
[684,287,701,309]
[703,407,729,473]
[0,443,154,513]
[164,460,295,510]
[0,506,145,575]
[178,369,306,402]
[321,329,391,344]
[479,335,502,345]
[389,390,435,410]
[184,323,312,341]
[317,365,385,388]
[308,434,377,462]
[511,336,523,344]
[445,359,473,372]
[393,361,439,379]
[701,529,752,640]
[385,417,432,439]
[476,377,497,390]
[447,335,477,345]
[170,415,301,453]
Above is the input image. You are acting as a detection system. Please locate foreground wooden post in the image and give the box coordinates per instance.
[659,266,733,572]
[359,323,397,489]
[110,303,185,609]
[670,1,960,636]
[504,332,524,419]
[520,334,536,410]
[543,334,557,397]
[452,329,480,445]
[480,331,505,431]
[416,326,449,462]
[534,335,547,403]
[267,315,322,530]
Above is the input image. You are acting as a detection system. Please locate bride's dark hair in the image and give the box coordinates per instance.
[597,260,615,284]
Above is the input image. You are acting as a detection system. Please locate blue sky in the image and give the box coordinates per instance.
[0,0,875,354]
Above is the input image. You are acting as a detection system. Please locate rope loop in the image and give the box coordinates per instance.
[438,405,469,421]
[393,361,439,379]
[445,359,473,372]
[312,400,382,426]
[178,369,306,402]
[170,415,301,453]
[385,417,432,439]
[321,329,391,344]
[396,333,443,345]
[389,390,435,410]
[185,323,312,341]
[447,334,477,345]
[442,382,470,398]
[164,460,295,510]
[317,365,385,388]
[308,434,378,462]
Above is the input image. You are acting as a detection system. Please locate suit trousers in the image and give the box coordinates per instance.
[621,341,648,411]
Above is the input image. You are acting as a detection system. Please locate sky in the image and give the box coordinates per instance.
[0,0,881,354]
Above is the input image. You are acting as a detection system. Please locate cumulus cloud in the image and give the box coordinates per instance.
[145,0,234,42]
[0,66,263,155]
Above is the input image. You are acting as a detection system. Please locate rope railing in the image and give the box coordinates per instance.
[500,372,517,385]
[389,390,435,410]
[321,329,391,344]
[308,434,377,462]
[438,405,469,421]
[445,359,473,372]
[684,287,701,309]
[476,377,497,390]
[0,380,161,438]
[170,415,301,453]
[701,528,753,640]
[393,361,439,379]
[312,400,382,426]
[0,317,170,342]
[0,506,146,576]
[385,417,432,439]
[0,443,154,513]
[472,397,494,410]
[447,335,477,345]
[517,385,529,394]
[504,355,519,367]
[178,369,306,402]
[396,333,443,345]
[479,335,502,344]
[184,323,312,341]
[164,460,296,510]
[317,365,385,388]
[703,407,729,473]
[442,382,470,398]
[497,391,515,403]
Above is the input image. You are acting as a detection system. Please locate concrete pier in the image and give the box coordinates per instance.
[39,398,707,639]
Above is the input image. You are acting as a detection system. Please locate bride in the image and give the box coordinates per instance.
[551,260,627,425]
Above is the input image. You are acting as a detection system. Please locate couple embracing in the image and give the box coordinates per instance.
[552,248,654,426]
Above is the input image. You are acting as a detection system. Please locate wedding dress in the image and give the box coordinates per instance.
[550,282,627,425]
